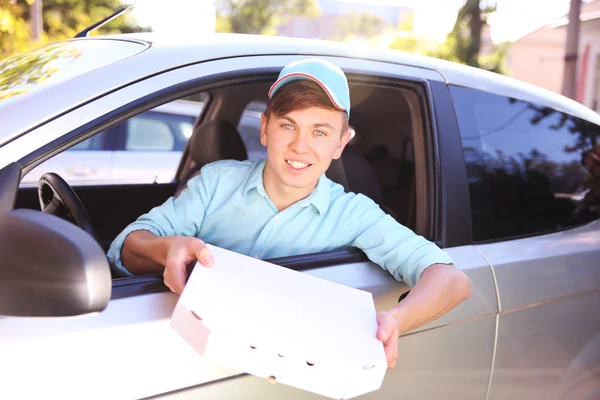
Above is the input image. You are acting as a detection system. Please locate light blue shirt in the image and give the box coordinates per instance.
[108,160,453,286]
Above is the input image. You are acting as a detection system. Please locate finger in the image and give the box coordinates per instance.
[376,312,396,344]
[165,262,187,294]
[163,269,175,292]
[185,261,196,282]
[191,240,214,268]
[384,335,399,369]
[386,341,398,367]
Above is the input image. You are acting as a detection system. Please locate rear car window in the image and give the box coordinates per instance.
[126,117,174,151]
[238,101,267,161]
[451,86,600,242]
[122,111,196,152]
[0,39,147,109]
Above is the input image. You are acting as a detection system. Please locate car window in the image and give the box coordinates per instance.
[123,111,196,152]
[238,102,266,161]
[126,117,175,151]
[451,85,600,242]
[19,99,202,187]
[177,121,194,141]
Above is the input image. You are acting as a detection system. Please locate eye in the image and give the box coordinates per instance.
[281,123,293,130]
[314,130,327,137]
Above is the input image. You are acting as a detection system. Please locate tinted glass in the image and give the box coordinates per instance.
[452,86,600,242]
[0,40,146,109]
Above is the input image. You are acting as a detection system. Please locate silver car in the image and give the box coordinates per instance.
[0,27,599,400]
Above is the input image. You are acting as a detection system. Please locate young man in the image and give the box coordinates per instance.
[108,58,470,369]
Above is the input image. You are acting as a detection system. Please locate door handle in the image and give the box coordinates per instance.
[66,165,95,176]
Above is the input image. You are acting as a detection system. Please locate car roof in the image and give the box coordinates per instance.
[1,33,599,146]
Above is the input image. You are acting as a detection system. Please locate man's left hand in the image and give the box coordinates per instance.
[376,311,400,369]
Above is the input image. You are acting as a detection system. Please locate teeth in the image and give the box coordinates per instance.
[287,160,309,169]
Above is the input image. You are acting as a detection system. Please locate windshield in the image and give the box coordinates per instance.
[0,39,147,109]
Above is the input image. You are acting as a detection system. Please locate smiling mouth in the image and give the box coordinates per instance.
[286,159,312,170]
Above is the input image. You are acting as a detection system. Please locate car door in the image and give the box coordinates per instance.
[450,85,600,400]
[0,55,497,400]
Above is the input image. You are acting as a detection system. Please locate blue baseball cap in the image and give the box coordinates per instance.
[268,58,351,118]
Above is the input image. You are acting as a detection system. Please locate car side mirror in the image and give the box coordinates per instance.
[0,209,111,317]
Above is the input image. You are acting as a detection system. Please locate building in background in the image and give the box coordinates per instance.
[509,0,600,112]
[276,0,412,40]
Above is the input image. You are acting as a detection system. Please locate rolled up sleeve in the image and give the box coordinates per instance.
[107,174,212,277]
[349,196,454,287]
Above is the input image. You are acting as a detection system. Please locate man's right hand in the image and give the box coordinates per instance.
[164,237,214,294]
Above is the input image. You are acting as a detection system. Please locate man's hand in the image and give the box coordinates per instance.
[376,311,400,369]
[164,237,214,294]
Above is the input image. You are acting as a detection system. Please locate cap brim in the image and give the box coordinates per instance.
[268,72,347,113]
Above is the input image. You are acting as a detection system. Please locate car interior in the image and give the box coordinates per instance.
[13,73,426,281]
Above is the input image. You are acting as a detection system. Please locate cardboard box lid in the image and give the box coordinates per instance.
[171,245,387,399]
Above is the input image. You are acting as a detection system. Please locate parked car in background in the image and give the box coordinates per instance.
[21,100,265,186]
[0,23,599,400]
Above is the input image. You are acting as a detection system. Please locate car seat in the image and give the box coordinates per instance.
[176,120,248,196]
[326,146,400,221]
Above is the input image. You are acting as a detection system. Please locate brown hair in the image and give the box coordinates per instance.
[264,80,349,134]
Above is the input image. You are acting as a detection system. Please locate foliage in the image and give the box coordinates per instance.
[215,0,318,35]
[1,0,139,61]
[0,0,35,60]
[18,0,142,37]
[427,0,508,73]
[330,12,387,41]
[388,12,430,53]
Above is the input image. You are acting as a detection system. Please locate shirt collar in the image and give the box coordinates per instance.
[243,159,267,198]
[243,160,331,215]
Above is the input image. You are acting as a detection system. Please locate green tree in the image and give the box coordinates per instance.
[331,12,386,41]
[17,0,137,39]
[1,0,144,61]
[388,12,420,53]
[216,0,318,35]
[0,0,34,60]
[429,0,507,73]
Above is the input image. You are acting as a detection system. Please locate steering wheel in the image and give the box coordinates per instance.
[38,172,97,240]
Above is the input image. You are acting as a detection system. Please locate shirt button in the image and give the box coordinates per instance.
[274,215,280,221]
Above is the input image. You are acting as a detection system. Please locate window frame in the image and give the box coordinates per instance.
[428,81,473,247]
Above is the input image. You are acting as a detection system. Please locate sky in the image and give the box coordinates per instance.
[126,0,573,44]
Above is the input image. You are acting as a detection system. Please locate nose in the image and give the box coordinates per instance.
[289,131,309,154]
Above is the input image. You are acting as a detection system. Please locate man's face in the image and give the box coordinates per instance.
[260,106,351,193]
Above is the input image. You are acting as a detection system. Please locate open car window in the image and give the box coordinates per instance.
[20,98,203,187]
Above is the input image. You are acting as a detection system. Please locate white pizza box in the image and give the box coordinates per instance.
[170,244,387,399]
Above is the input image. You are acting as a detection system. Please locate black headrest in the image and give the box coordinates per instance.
[326,146,382,203]
[189,120,248,167]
